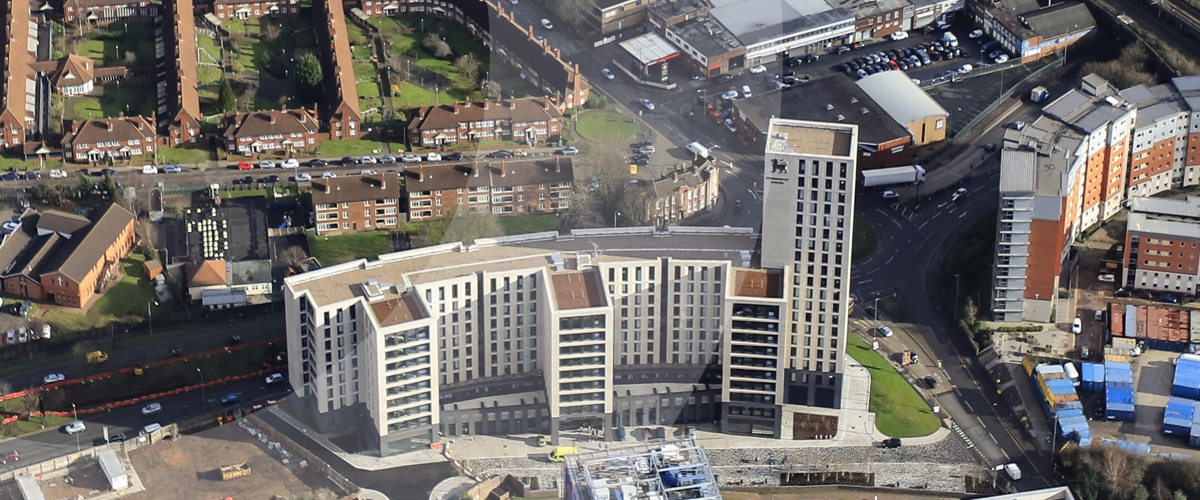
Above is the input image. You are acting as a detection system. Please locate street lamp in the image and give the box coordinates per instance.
[697,88,707,102]
[614,211,621,228]
[72,403,79,451]
[873,296,880,321]
[147,300,158,335]
[197,368,205,411]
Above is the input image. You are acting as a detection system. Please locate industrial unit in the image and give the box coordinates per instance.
[1028,363,1092,445]
[562,440,721,500]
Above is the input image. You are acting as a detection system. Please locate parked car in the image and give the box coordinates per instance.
[309,159,328,167]
[1098,274,1116,282]
[141,165,158,174]
[258,160,275,169]
[741,85,752,98]
[486,150,513,158]
[266,373,284,384]
[237,161,253,170]
[969,29,984,38]
[401,153,422,162]
[1072,317,1082,334]
[882,190,899,199]
[220,393,238,405]
[163,165,182,173]
[890,30,909,40]
[49,169,67,179]
[340,156,358,165]
[836,45,852,54]
[226,335,243,346]
[959,64,973,74]
[426,152,442,162]
[234,176,254,184]
[0,172,20,181]
[296,172,313,181]
[1115,288,1132,298]
[749,64,767,73]
[555,146,579,155]
[64,421,86,434]
[601,68,615,80]
[512,149,529,157]
[43,373,64,384]
[261,175,280,183]
[142,403,162,416]
[445,152,464,161]
[882,437,902,448]
[721,90,738,101]
[282,158,299,169]
[1160,293,1180,303]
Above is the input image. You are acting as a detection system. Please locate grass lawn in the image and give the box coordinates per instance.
[233,38,263,74]
[852,215,878,261]
[489,64,542,99]
[41,254,170,334]
[575,111,635,144]
[388,33,418,54]
[308,230,392,265]
[318,139,388,156]
[354,61,377,81]
[499,214,559,235]
[223,18,262,36]
[70,84,156,120]
[197,30,221,54]
[358,81,380,97]
[73,22,156,67]
[0,154,37,171]
[159,146,211,165]
[392,81,459,110]
[353,43,373,59]
[394,15,485,55]
[939,211,997,323]
[845,335,942,438]
[368,16,404,31]
[198,66,223,84]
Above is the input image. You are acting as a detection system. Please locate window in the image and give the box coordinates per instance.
[936,119,945,130]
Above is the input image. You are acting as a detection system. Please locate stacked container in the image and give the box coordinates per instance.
[1105,361,1135,421]
[1163,397,1196,435]
[1173,354,1200,400]
[1081,362,1105,392]
[1032,364,1091,445]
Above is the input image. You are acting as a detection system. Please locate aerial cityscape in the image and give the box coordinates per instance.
[3,0,1200,498]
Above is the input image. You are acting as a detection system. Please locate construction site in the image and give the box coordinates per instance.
[563,440,722,500]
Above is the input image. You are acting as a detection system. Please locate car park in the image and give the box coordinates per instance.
[266,373,284,384]
[556,146,579,155]
[258,160,275,169]
[282,158,299,169]
[221,393,238,405]
[163,165,182,173]
[426,152,442,162]
[142,403,162,415]
[952,188,968,201]
[64,421,86,434]
[602,68,615,80]
[749,65,766,73]
[401,153,422,162]
[640,98,655,111]
[43,373,64,384]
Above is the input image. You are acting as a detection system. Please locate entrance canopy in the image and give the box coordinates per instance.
[619,33,679,66]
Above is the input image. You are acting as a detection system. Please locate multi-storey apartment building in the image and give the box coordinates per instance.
[312,173,402,235]
[315,0,362,139]
[1117,75,1200,195]
[0,0,33,152]
[219,108,320,155]
[283,121,857,453]
[403,158,573,220]
[407,98,563,149]
[212,0,299,20]
[62,115,157,164]
[1123,196,1200,294]
[163,0,202,146]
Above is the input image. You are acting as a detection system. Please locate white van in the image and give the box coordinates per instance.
[687,142,711,159]
[139,423,162,436]
[943,32,959,47]
[142,165,158,174]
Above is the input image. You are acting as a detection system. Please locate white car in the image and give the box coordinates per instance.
[882,190,899,200]
[541,18,553,29]
[952,188,968,201]
[1099,274,1116,282]
[266,373,284,384]
[49,169,67,179]
[296,172,312,181]
[602,68,615,80]
[1072,317,1082,334]
[43,373,64,384]
[969,29,984,38]
[890,30,909,40]
[958,64,973,74]
[361,156,378,164]
[141,402,162,416]
[282,158,299,169]
[741,85,752,98]
[911,78,922,85]
[401,153,422,163]
[322,172,337,178]
[878,326,894,337]
[258,160,275,169]
[64,421,86,434]
[426,152,442,162]
[749,65,767,74]
[141,165,158,174]
[721,90,738,101]
[509,0,517,3]
[993,53,1009,63]
[640,98,655,111]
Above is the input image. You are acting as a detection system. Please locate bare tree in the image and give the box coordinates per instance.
[617,188,652,227]
[962,296,979,325]
[386,54,410,83]
[124,50,137,65]
[263,20,281,43]
[483,80,502,99]
[454,54,480,90]
[18,394,38,416]
[443,210,503,245]
[423,33,452,58]
[552,0,589,30]
[1102,446,1137,500]
[0,380,11,398]
[280,246,309,270]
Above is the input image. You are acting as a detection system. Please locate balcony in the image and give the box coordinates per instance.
[730,345,777,357]
[731,333,778,345]
[729,369,776,380]
[729,356,777,368]
[731,320,779,333]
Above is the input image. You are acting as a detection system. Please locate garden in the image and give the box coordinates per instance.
[845,335,942,438]
[73,22,157,68]
[70,83,156,120]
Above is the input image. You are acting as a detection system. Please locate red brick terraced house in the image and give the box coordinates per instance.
[406,98,563,149]
[163,0,203,146]
[312,172,402,235]
[403,157,573,220]
[62,115,157,164]
[315,0,362,139]
[220,108,320,155]
[0,205,136,308]
[63,0,159,23]
[213,0,300,20]
[0,0,34,152]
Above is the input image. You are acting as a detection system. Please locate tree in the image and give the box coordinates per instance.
[295,53,324,102]
[551,0,588,30]
[442,210,503,245]
[0,380,11,398]
[218,79,237,112]
[1174,490,1188,500]
[617,189,652,227]
[424,33,452,58]
[280,246,309,271]
[454,54,480,90]
[558,195,601,231]
[584,93,608,110]
[30,184,62,207]
[483,80,501,99]
[386,54,410,83]
[1102,446,1136,500]
[124,50,136,65]
[263,19,281,42]
[962,296,979,325]
[103,174,117,201]
[78,173,94,195]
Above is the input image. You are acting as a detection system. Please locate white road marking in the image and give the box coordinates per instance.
[892,218,903,228]
[883,255,894,266]
[1002,449,1011,460]
[918,221,929,230]
[990,434,999,444]
[977,416,986,427]
[963,400,974,412]
[959,211,968,218]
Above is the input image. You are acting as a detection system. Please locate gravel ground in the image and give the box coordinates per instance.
[463,433,987,493]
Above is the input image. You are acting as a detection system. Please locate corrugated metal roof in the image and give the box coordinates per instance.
[1000,150,1037,193]
[855,71,949,125]
[1132,212,1200,239]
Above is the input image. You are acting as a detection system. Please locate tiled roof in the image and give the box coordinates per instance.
[315,0,361,121]
[42,204,135,282]
[0,204,135,283]
[409,98,561,131]
[401,157,573,193]
[64,116,156,148]
[312,172,400,205]
[37,211,92,235]
[2,0,34,127]
[221,108,318,139]
[188,259,229,286]
[165,0,202,129]
[1023,2,1095,40]
[47,55,95,90]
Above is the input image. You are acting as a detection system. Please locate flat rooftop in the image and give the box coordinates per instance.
[619,33,679,65]
[739,73,909,146]
[765,118,855,158]
[732,269,782,298]
[552,270,606,310]
[369,293,426,327]
[669,16,742,57]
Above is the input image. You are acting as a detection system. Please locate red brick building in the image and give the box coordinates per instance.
[213,0,299,20]
[220,108,320,155]
[62,115,157,164]
[315,0,362,139]
[164,0,202,146]
[644,165,720,226]
[404,158,573,220]
[312,172,402,235]
[63,0,159,23]
[407,98,562,150]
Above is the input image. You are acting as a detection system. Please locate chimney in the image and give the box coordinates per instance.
[500,162,506,177]
[555,156,561,173]
[105,120,113,131]
[118,111,124,119]
[473,166,479,177]
[454,103,460,114]
[509,100,516,110]
[136,119,143,131]
[419,165,424,182]
[673,172,679,182]
[71,121,78,134]
[282,104,287,111]
[270,113,277,124]
[541,100,549,111]
[555,49,561,59]
[484,101,490,110]
[324,181,331,194]
[381,175,386,190]
[301,110,307,123]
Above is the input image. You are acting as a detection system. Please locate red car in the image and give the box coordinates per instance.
[0,451,18,464]
[237,161,253,170]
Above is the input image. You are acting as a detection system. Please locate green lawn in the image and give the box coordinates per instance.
[576,111,635,143]
[198,66,223,84]
[222,17,262,36]
[73,22,156,67]
[353,43,373,59]
[392,81,463,110]
[41,254,172,334]
[852,215,878,261]
[388,33,418,54]
[233,38,264,74]
[499,214,559,235]
[318,139,388,156]
[358,81,381,97]
[394,15,485,55]
[845,335,942,438]
[70,84,156,120]
[308,230,392,265]
[159,146,211,165]
[355,61,377,80]
[344,20,369,45]
[368,16,404,31]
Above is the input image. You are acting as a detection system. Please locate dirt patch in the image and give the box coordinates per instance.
[126,420,341,500]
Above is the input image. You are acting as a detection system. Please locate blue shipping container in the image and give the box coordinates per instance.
[1107,403,1136,421]
[1082,363,1106,392]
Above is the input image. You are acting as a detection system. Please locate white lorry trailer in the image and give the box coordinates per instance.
[860,165,926,188]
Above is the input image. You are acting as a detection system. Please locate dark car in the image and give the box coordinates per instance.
[24,171,40,180]
[985,143,998,153]
[92,438,109,447]
[1115,288,1132,298]
[221,393,238,405]
[1160,293,1180,303]
[847,61,860,72]
[309,159,328,167]
[782,76,800,86]
[487,150,514,158]
[226,335,244,346]
[1140,290,1155,300]
[0,173,19,181]
[719,73,735,81]
[805,54,819,63]
[445,152,464,161]
[924,376,939,389]
[234,176,254,184]
[108,433,125,443]
[836,45,851,54]
[930,51,944,61]
[882,438,902,448]
[340,157,357,165]
[260,175,280,183]
[901,47,913,57]
[169,348,183,357]
[785,57,799,67]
